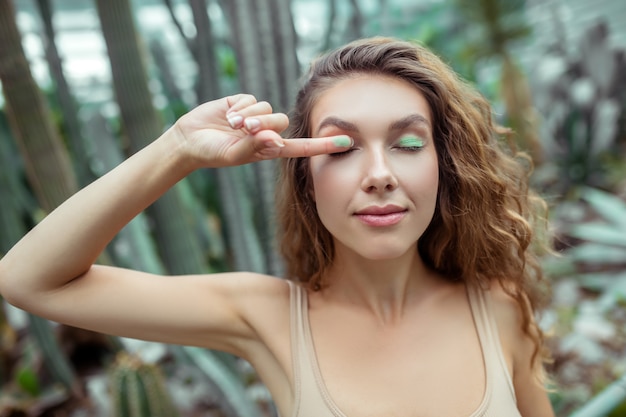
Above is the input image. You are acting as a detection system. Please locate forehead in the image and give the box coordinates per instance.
[310,74,433,135]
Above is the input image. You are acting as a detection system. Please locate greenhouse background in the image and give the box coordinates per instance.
[1,0,625,415]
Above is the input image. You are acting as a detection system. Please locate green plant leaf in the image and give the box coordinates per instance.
[28,314,80,395]
[178,346,261,417]
[569,223,626,247]
[581,187,626,230]
[542,256,577,277]
[567,243,626,264]
[569,374,626,417]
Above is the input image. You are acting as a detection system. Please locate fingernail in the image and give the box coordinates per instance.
[228,114,243,128]
[272,138,285,148]
[244,118,261,131]
[333,135,352,147]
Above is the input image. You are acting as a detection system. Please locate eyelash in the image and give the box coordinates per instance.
[329,148,356,158]
[397,146,424,152]
[328,145,423,158]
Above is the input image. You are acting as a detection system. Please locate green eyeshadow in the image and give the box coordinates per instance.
[398,136,425,148]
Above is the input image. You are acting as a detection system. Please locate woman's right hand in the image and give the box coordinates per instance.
[173,94,353,169]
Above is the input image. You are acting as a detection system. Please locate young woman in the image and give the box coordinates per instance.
[0,37,554,416]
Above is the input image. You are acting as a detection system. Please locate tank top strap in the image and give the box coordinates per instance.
[288,281,303,416]
[288,281,339,417]
[466,284,518,412]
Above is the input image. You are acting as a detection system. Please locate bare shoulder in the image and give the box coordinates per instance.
[485,282,538,374]
[223,272,292,325]
[201,272,293,354]
[224,272,292,320]
[486,282,555,417]
[487,283,523,349]
[210,270,290,299]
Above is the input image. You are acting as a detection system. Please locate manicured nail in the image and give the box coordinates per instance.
[244,118,261,131]
[332,135,352,147]
[228,114,243,128]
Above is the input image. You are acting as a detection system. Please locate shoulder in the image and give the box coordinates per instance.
[215,271,291,296]
[198,272,294,357]
[215,272,292,319]
[487,283,524,341]
[484,282,532,370]
[223,273,293,334]
[484,282,554,416]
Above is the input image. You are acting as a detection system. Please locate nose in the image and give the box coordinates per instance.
[360,148,398,193]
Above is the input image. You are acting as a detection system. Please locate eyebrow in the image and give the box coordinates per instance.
[316,117,359,135]
[316,113,431,135]
[390,114,431,131]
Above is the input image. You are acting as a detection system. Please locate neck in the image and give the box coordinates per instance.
[321,244,439,325]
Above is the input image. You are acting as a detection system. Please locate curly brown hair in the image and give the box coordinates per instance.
[276,37,551,371]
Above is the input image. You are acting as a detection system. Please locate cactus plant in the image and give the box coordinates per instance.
[108,352,180,417]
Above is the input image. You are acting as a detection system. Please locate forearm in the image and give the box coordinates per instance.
[0,127,192,303]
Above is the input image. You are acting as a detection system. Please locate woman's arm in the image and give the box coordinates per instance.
[0,94,350,355]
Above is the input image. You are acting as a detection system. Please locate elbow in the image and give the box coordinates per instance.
[0,257,84,312]
[1,292,21,310]
[0,274,16,308]
[0,274,18,309]
[0,279,40,313]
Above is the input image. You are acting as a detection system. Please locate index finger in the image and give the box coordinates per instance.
[279,135,353,158]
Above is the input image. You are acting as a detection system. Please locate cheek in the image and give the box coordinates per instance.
[310,167,335,204]
[308,157,344,202]
[397,155,439,193]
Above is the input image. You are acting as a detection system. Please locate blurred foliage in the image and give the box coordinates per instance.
[546,187,626,284]
[529,20,626,413]
[545,186,626,415]
[531,21,626,195]
[108,352,180,417]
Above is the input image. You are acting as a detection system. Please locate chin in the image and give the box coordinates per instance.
[352,245,418,261]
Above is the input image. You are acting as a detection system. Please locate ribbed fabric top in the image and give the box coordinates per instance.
[288,282,521,417]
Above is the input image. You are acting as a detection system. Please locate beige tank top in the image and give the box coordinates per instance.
[288,282,521,417]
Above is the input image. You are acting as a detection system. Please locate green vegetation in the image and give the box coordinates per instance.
[109,352,180,417]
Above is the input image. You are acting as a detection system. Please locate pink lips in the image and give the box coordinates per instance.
[354,205,407,227]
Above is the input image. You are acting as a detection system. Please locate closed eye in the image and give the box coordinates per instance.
[328,148,356,158]
[395,146,424,153]
[394,145,424,153]
[395,135,425,153]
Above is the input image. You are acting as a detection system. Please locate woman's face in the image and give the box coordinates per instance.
[308,74,439,261]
